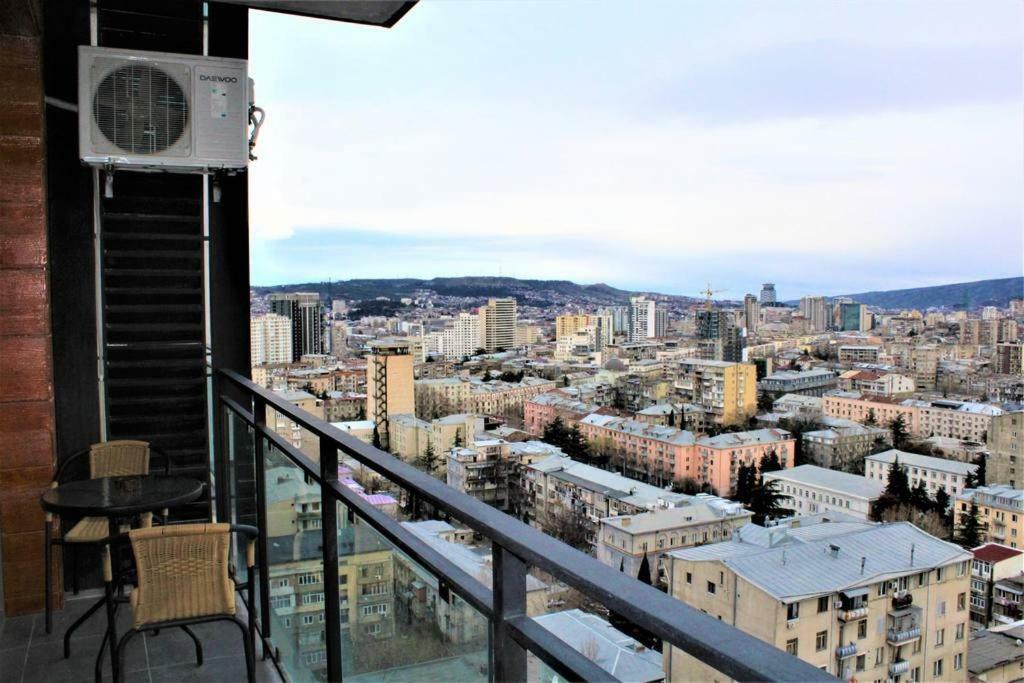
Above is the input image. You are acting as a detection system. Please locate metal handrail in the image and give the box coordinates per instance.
[218,368,835,682]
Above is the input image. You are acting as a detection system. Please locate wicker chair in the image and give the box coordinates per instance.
[44,440,169,637]
[100,523,257,683]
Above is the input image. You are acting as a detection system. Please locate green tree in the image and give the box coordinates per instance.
[748,477,789,526]
[636,553,653,586]
[666,410,675,427]
[890,414,910,450]
[562,375,571,387]
[909,480,931,512]
[416,440,439,475]
[865,409,877,426]
[671,476,702,495]
[758,448,783,474]
[453,430,463,449]
[955,503,986,548]
[372,425,383,450]
[757,392,775,412]
[964,454,986,489]
[732,464,757,505]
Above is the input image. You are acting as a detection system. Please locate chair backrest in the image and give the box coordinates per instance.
[129,523,235,628]
[89,440,151,479]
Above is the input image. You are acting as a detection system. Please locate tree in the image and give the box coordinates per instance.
[758,448,783,474]
[672,476,702,495]
[541,506,590,551]
[562,375,571,387]
[964,454,986,489]
[748,477,789,526]
[884,457,910,499]
[757,392,775,412]
[865,409,877,426]
[890,414,910,450]
[732,464,757,506]
[932,487,951,517]
[666,410,675,427]
[636,554,653,586]
[954,503,986,548]
[372,425,383,450]
[416,440,440,476]
[453,429,463,449]
[879,504,951,540]
[909,480,931,512]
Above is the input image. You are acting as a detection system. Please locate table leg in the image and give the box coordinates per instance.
[64,594,106,658]
[105,520,119,682]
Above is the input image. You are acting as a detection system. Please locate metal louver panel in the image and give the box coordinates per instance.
[100,172,210,521]
[93,63,189,154]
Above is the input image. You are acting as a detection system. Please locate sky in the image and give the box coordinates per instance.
[248,1,1023,301]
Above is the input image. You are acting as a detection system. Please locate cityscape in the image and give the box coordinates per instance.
[249,280,1024,681]
[1,1,1022,683]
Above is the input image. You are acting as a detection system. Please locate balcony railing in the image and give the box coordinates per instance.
[215,369,834,682]
[889,659,910,676]
[886,626,921,645]
[835,643,857,659]
[837,606,868,622]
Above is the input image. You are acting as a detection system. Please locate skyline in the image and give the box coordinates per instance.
[249,1,1023,297]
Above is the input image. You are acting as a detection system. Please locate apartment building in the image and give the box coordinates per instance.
[446,438,511,508]
[956,486,1024,549]
[437,312,481,360]
[772,393,824,421]
[478,297,518,352]
[908,346,940,391]
[523,451,691,549]
[578,414,697,485]
[395,521,547,645]
[597,497,751,580]
[763,465,884,520]
[387,413,475,468]
[802,417,889,471]
[665,523,972,682]
[837,370,915,397]
[523,390,601,436]
[695,429,796,497]
[866,450,977,499]
[994,343,1023,376]
[987,411,1023,489]
[671,359,758,426]
[629,296,667,341]
[758,368,838,398]
[365,338,415,447]
[838,345,881,363]
[414,375,557,420]
[824,391,1003,443]
[969,544,1024,629]
[251,312,294,365]
[270,292,324,361]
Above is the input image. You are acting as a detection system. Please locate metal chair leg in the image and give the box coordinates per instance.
[71,545,79,595]
[180,625,204,666]
[44,520,52,634]
[113,630,139,683]
[229,616,256,683]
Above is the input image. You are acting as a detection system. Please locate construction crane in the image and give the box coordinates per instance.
[699,283,726,309]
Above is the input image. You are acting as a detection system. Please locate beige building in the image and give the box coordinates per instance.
[908,345,940,391]
[251,313,294,365]
[987,411,1023,489]
[866,449,977,499]
[967,622,1024,682]
[597,499,751,581]
[387,413,475,470]
[838,345,881,363]
[994,343,1022,376]
[478,297,517,352]
[665,522,972,682]
[670,359,757,426]
[365,338,415,448]
[955,486,1024,550]
[414,375,556,420]
[824,392,1002,443]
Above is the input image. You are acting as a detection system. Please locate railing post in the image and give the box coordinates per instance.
[252,396,272,648]
[492,545,527,683]
[321,439,343,682]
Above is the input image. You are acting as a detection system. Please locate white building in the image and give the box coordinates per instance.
[251,313,293,365]
[762,464,884,521]
[629,296,666,341]
[865,449,977,499]
[440,312,481,360]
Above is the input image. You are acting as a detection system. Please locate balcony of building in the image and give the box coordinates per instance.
[889,659,910,676]
[0,2,839,682]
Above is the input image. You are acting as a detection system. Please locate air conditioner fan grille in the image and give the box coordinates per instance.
[93,63,188,155]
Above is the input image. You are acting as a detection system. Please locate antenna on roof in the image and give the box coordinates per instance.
[860,557,866,575]
[781,550,786,566]
[910,543,915,566]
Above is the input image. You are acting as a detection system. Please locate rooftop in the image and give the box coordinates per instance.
[867,449,978,476]
[528,452,691,510]
[697,428,793,449]
[973,543,1024,564]
[532,610,664,683]
[580,414,696,446]
[968,623,1024,675]
[602,498,751,534]
[671,522,970,602]
[762,465,884,500]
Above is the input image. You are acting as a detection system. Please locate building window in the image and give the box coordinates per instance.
[932,659,943,678]
[785,639,798,656]
[815,631,827,651]
[857,620,867,639]
[686,572,692,584]
[935,629,944,647]
[855,655,866,672]
[302,592,325,606]
[707,581,716,595]
[787,602,799,620]
[817,596,829,613]
[957,592,966,611]
[955,623,965,640]
[953,653,963,671]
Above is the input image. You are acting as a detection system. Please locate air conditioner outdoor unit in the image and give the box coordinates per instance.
[78,46,251,173]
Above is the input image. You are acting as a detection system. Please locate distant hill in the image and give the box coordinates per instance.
[255,275,1023,311]
[831,277,1023,310]
[252,276,679,307]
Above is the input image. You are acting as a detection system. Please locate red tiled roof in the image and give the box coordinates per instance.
[973,543,1023,563]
